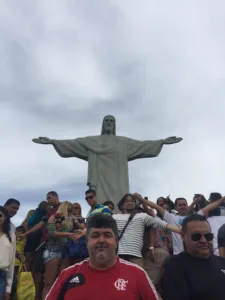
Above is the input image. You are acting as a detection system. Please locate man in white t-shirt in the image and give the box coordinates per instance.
[189,195,225,256]
[207,215,225,256]
[135,195,189,254]
[4,198,25,262]
[218,224,225,257]
[159,198,188,254]
[138,194,225,255]
[4,198,20,233]
[163,200,187,254]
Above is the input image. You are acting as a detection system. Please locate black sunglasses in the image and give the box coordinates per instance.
[73,207,80,210]
[191,232,214,242]
[85,196,94,201]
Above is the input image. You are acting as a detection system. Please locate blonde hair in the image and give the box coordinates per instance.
[21,209,35,230]
[56,201,73,231]
[73,202,83,217]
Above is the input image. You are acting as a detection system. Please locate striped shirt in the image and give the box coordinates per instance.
[113,213,168,258]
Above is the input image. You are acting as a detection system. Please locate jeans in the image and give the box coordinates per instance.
[11,266,19,298]
[0,269,7,300]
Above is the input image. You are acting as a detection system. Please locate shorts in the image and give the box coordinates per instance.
[43,248,64,264]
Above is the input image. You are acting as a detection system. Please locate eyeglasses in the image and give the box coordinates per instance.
[0,213,4,218]
[85,196,94,201]
[191,232,214,242]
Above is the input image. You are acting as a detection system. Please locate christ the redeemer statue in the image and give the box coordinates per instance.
[33,115,182,209]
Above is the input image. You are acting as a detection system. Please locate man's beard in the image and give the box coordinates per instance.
[93,243,111,260]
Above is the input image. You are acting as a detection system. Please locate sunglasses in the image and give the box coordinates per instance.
[191,232,214,242]
[85,196,94,201]
[73,207,80,210]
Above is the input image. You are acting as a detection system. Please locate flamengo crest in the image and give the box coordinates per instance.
[114,278,128,291]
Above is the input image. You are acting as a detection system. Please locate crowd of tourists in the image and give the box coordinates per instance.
[1,190,225,299]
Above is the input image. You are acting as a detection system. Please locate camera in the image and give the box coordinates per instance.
[54,213,65,224]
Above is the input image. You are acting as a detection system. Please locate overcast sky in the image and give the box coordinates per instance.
[1,1,225,225]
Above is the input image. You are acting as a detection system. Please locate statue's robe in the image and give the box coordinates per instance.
[52,135,163,210]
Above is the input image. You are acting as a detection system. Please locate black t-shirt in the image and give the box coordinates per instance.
[218,224,225,248]
[163,251,225,300]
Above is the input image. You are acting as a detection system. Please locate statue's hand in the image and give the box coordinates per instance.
[32,137,52,144]
[163,136,183,145]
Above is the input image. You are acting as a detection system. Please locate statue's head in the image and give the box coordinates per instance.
[101,115,116,135]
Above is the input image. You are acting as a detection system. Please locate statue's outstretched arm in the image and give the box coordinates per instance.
[32,137,52,145]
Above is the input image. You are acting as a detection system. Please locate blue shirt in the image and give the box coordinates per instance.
[87,204,111,219]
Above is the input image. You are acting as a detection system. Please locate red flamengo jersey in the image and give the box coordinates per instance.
[46,258,158,300]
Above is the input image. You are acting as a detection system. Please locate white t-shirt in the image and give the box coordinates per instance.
[163,211,186,255]
[10,222,16,233]
[0,233,16,293]
[206,216,225,256]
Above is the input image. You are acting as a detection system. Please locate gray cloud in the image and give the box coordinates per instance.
[1,0,225,224]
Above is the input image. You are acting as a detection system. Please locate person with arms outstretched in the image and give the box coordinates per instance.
[32,115,182,211]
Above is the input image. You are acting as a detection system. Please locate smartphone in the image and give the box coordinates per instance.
[136,199,141,206]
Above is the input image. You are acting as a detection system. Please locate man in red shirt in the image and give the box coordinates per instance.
[46,213,158,300]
